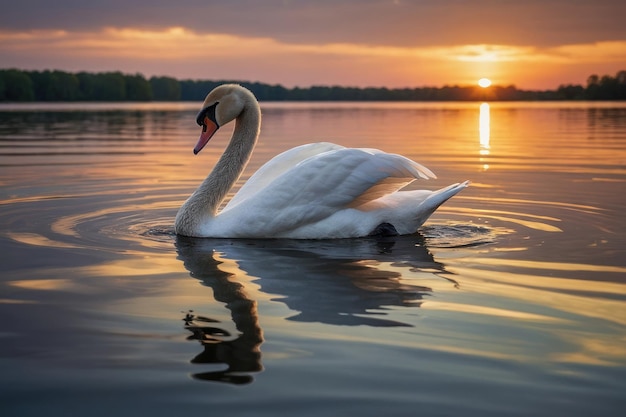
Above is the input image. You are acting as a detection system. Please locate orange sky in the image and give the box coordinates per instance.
[1,1,625,89]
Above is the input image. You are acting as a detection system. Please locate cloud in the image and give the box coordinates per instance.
[2,27,623,63]
[1,0,625,48]
[1,26,624,89]
[0,27,278,60]
[441,42,626,64]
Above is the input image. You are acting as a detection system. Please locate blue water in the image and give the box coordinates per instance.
[1,101,625,416]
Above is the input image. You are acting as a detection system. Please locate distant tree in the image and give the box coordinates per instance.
[28,70,80,101]
[255,83,289,101]
[180,79,221,101]
[616,71,626,99]
[499,85,521,100]
[1,67,625,102]
[556,84,585,100]
[77,71,126,101]
[599,75,618,99]
[76,71,97,100]
[150,76,181,101]
[180,80,200,101]
[27,70,47,99]
[239,81,290,101]
[52,70,80,100]
[98,72,126,101]
[585,74,601,99]
[288,86,307,100]
[584,71,626,100]
[125,73,152,101]
[0,69,35,101]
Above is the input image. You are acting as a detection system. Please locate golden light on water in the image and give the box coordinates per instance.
[479,102,490,170]
[479,102,490,149]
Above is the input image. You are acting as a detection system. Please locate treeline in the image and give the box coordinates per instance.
[1,68,625,102]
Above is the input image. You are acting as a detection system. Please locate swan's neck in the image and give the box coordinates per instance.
[176,103,260,235]
[200,107,260,214]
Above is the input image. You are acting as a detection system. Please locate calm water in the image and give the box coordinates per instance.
[1,101,625,416]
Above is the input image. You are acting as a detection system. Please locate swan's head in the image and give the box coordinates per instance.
[193,84,257,155]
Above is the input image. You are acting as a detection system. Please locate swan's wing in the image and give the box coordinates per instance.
[225,142,345,209]
[221,147,436,233]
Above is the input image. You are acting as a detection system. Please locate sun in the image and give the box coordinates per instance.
[478,78,492,88]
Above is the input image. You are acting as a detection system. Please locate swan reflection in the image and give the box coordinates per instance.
[183,310,262,385]
[175,235,453,384]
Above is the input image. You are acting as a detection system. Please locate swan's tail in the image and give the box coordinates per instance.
[415,180,469,227]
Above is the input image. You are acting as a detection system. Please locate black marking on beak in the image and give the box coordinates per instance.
[196,102,219,127]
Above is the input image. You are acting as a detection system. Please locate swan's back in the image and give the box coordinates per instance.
[205,143,466,239]
[225,142,344,209]
[225,144,436,213]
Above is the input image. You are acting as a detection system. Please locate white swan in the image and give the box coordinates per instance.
[175,84,468,239]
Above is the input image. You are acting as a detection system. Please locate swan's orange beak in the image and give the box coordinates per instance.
[193,116,219,155]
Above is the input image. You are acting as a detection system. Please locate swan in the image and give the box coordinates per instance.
[175,84,468,239]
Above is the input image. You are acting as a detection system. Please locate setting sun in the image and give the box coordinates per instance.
[478,78,492,88]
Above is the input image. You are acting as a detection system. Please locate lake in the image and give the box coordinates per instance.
[1,100,625,416]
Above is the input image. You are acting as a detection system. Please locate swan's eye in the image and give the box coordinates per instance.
[196,102,219,126]
[196,108,208,126]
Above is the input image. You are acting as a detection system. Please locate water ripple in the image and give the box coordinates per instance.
[420,224,510,248]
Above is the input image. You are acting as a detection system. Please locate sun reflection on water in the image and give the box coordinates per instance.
[479,102,490,171]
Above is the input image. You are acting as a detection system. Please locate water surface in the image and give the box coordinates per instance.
[1,101,625,416]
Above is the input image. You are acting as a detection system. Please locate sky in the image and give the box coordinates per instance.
[1,0,625,89]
